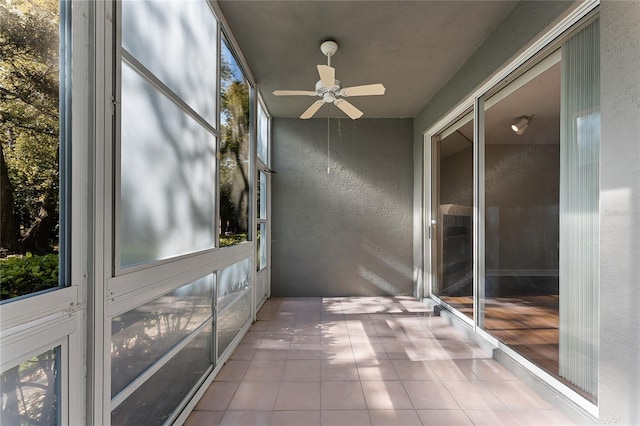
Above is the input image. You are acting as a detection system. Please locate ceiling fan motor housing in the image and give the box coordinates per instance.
[316,79,341,96]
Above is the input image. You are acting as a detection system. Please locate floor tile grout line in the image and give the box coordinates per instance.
[189,298,574,425]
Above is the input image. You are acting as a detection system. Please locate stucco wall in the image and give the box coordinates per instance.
[599,1,640,423]
[272,118,414,297]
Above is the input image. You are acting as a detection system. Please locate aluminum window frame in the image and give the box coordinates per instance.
[94,2,260,423]
[255,93,272,309]
[0,1,91,424]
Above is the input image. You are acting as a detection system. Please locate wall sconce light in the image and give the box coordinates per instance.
[511,115,532,135]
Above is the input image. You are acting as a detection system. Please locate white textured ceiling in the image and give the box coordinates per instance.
[217,1,518,119]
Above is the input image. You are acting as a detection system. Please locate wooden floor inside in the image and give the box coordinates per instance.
[440,295,595,403]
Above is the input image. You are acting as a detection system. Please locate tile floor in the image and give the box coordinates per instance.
[185,297,574,425]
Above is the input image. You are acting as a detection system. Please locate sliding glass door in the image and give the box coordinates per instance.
[480,20,599,402]
[426,17,600,404]
[430,112,474,320]
[481,50,563,388]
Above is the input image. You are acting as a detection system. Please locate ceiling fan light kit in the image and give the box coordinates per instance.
[272,40,386,120]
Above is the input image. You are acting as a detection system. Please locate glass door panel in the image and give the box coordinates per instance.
[431,113,474,319]
[481,53,564,390]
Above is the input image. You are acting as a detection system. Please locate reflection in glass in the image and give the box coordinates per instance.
[111,275,213,397]
[1,0,65,300]
[111,324,212,426]
[121,0,218,124]
[1,346,60,425]
[257,101,268,163]
[217,258,251,357]
[482,57,565,391]
[219,39,250,247]
[258,223,267,271]
[258,171,267,220]
[218,292,251,359]
[432,115,474,319]
[120,63,216,268]
[217,258,251,312]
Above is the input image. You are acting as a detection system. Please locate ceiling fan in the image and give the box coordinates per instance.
[272,40,386,120]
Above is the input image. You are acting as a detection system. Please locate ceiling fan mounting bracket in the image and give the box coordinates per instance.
[320,40,338,57]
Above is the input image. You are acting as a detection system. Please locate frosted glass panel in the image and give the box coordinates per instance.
[257,102,268,163]
[120,63,216,268]
[218,257,251,312]
[1,346,60,425]
[121,0,217,123]
[111,323,212,426]
[111,274,213,397]
[218,291,251,358]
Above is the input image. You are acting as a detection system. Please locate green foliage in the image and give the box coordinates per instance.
[1,0,60,253]
[219,233,248,248]
[219,47,251,242]
[0,252,59,300]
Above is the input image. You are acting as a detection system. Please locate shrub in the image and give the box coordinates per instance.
[0,253,59,301]
[219,233,248,248]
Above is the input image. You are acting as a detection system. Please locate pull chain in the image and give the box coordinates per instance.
[327,104,331,174]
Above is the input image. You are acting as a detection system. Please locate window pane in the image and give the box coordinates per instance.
[217,258,251,358]
[218,258,251,313]
[1,346,61,426]
[432,115,474,319]
[1,0,66,300]
[120,63,216,268]
[258,223,267,271]
[258,171,267,220]
[257,102,268,163]
[482,57,565,391]
[111,324,212,426]
[111,274,213,397]
[219,40,250,247]
[218,291,251,359]
[121,0,218,124]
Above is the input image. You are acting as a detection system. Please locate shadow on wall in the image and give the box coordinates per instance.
[358,239,414,296]
[120,1,219,268]
[271,118,414,297]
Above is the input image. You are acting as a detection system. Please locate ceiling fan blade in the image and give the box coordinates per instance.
[340,83,386,97]
[273,90,317,96]
[300,100,325,119]
[334,99,363,120]
[317,65,335,87]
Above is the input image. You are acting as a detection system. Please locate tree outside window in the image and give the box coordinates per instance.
[0,0,62,300]
[219,39,250,247]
